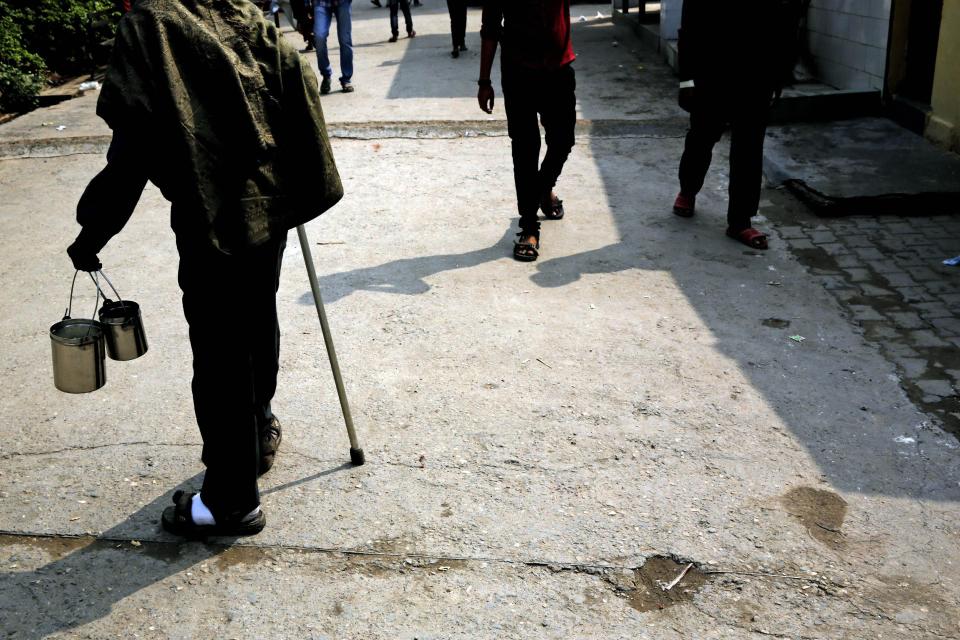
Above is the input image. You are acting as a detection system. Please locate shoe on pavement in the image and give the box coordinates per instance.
[320,77,331,94]
[258,417,282,476]
[408,30,416,38]
[673,192,696,218]
[341,81,355,93]
[388,34,398,42]
[161,491,266,538]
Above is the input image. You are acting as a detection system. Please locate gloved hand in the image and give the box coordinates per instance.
[67,239,102,272]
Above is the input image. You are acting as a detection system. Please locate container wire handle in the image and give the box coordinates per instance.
[95,269,124,306]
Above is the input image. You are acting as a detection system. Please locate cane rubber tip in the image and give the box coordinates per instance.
[350,448,365,466]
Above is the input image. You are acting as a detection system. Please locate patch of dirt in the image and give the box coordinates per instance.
[780,486,847,548]
[626,555,711,613]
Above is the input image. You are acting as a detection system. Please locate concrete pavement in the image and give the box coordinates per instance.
[0,5,958,638]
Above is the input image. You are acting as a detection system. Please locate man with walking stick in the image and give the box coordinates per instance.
[66,0,344,537]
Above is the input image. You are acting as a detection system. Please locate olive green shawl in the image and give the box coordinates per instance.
[98,0,343,253]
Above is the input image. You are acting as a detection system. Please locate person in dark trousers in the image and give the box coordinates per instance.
[673,0,794,250]
[478,0,575,262]
[66,0,343,538]
[446,0,467,58]
[387,0,415,42]
[291,0,316,51]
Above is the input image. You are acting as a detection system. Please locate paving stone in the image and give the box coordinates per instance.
[895,286,937,303]
[904,266,943,282]
[831,288,862,302]
[776,226,807,239]
[842,268,872,282]
[843,235,874,248]
[832,254,864,269]
[865,258,910,274]
[848,305,885,322]
[881,272,917,288]
[819,242,850,256]
[883,341,921,358]
[819,275,850,290]
[854,247,885,261]
[809,230,838,244]
[859,283,897,297]
[908,330,952,348]
[914,302,955,319]
[887,312,928,330]
[893,357,930,380]
[940,293,960,308]
[924,280,959,295]
[929,317,960,336]
[788,239,816,250]
[915,378,957,398]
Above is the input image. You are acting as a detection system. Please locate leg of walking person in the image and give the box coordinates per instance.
[502,66,543,252]
[335,0,354,89]
[388,0,400,39]
[177,236,264,525]
[678,94,727,200]
[400,0,414,36]
[538,64,577,213]
[454,0,467,49]
[726,92,771,234]
[314,0,334,92]
[249,236,287,471]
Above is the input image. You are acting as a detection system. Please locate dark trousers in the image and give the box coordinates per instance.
[502,63,576,236]
[678,89,771,231]
[446,0,467,49]
[177,233,287,522]
[389,0,413,36]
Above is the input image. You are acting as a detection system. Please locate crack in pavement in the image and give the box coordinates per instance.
[0,529,835,590]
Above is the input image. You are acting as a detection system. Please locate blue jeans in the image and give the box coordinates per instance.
[314,0,353,84]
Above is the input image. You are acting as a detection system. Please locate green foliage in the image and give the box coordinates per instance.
[0,13,46,111]
[0,0,121,111]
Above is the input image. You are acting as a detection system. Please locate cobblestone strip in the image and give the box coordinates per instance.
[764,193,960,435]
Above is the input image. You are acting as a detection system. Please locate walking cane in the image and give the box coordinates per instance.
[296,224,365,466]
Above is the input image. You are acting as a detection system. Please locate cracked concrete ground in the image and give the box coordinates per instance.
[1,5,959,639]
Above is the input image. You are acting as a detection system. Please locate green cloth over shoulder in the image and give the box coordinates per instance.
[99,0,343,253]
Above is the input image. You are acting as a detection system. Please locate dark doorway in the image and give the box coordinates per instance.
[903,0,943,102]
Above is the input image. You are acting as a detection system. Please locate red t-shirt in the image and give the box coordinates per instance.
[481,0,575,70]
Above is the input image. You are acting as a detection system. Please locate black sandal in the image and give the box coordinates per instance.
[541,195,565,220]
[513,233,540,262]
[161,490,266,538]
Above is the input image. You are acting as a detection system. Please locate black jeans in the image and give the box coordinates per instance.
[177,233,287,522]
[678,88,771,231]
[502,63,576,236]
[446,0,467,49]
[389,0,413,36]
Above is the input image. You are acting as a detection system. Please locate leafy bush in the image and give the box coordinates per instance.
[0,14,46,112]
[0,0,120,111]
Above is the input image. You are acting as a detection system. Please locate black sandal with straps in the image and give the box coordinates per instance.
[161,490,266,538]
[513,232,540,262]
[541,195,565,220]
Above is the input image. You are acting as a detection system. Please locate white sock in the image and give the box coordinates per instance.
[191,494,216,525]
[191,494,261,525]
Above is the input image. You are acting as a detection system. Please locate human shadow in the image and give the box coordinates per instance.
[0,463,352,638]
[528,20,960,502]
[298,226,515,305]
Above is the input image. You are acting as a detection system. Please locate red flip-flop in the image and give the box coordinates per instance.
[726,227,768,250]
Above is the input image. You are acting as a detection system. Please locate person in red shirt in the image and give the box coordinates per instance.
[478,0,575,262]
